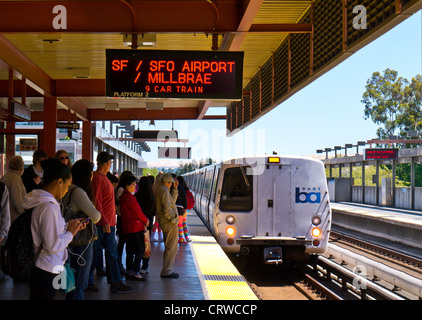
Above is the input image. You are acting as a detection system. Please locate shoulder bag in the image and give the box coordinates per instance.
[62,187,98,247]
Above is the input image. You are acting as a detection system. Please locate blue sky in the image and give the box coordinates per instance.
[143,10,422,166]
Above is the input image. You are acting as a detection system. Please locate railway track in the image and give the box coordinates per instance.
[230,230,422,300]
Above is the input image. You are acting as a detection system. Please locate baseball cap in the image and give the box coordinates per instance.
[97,151,114,165]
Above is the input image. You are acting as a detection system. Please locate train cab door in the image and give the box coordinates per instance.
[257,164,291,237]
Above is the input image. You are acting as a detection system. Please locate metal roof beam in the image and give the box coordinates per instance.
[0,35,54,97]
[220,0,264,51]
[0,0,241,33]
[88,107,199,121]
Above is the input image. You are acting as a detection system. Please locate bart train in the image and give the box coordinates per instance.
[183,156,331,265]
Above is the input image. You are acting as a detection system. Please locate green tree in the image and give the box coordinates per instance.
[362,68,409,140]
[398,74,422,137]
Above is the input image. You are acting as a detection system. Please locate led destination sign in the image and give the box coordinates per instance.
[365,148,399,160]
[106,49,244,100]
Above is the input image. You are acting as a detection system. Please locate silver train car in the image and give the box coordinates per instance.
[183,156,331,265]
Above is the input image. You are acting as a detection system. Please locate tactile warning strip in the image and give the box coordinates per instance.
[189,235,258,300]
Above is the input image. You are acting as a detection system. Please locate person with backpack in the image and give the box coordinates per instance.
[177,176,193,243]
[25,158,87,300]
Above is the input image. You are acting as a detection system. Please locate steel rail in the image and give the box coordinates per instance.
[330,230,422,269]
[318,255,406,300]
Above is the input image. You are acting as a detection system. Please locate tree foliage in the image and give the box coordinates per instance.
[175,158,215,175]
[362,69,422,140]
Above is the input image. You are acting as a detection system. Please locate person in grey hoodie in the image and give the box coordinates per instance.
[27,158,87,300]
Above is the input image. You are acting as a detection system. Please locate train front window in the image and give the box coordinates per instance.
[220,166,253,212]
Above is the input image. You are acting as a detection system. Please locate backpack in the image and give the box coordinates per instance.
[186,189,195,210]
[0,181,5,211]
[4,208,40,282]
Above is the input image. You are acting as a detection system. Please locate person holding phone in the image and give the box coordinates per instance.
[27,158,87,300]
[62,159,101,300]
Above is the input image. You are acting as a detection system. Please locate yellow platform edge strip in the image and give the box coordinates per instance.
[189,235,258,300]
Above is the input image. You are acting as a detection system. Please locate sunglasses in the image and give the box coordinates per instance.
[59,156,69,160]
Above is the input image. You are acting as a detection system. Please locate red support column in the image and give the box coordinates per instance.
[82,120,92,161]
[42,96,57,156]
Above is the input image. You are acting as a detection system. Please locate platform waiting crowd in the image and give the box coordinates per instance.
[0,150,195,300]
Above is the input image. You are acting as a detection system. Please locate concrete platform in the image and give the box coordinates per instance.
[330,202,422,250]
[0,210,257,300]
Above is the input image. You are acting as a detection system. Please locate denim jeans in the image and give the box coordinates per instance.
[66,242,93,300]
[89,226,122,285]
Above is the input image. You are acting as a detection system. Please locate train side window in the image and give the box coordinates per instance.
[198,170,206,196]
[220,166,253,212]
[203,168,214,200]
[191,174,197,192]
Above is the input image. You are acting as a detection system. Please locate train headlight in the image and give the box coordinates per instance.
[312,216,321,226]
[226,215,236,224]
[226,226,236,237]
[311,227,321,238]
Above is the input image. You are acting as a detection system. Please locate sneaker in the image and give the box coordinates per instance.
[110,281,133,293]
[158,232,164,242]
[160,272,179,279]
[178,238,187,244]
[140,268,149,274]
[131,273,147,281]
[96,269,107,276]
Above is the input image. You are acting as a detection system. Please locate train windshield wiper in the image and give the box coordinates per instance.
[240,166,250,187]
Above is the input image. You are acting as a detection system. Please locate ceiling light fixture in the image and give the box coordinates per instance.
[72,67,91,79]
[123,33,157,47]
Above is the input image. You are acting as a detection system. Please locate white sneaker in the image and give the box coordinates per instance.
[151,232,158,242]
[158,232,164,242]
[140,268,149,274]
[132,273,147,281]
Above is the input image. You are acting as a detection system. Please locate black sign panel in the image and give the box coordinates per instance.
[158,147,191,159]
[57,122,80,130]
[106,49,244,100]
[10,100,31,121]
[133,130,178,140]
[365,148,399,160]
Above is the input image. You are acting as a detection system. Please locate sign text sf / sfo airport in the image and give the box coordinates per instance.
[106,49,244,100]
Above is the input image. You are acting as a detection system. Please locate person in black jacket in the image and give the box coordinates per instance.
[135,176,155,274]
[21,150,47,193]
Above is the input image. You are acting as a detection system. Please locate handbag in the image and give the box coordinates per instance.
[62,187,98,247]
[143,231,151,259]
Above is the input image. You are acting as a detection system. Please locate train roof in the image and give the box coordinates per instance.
[185,155,324,174]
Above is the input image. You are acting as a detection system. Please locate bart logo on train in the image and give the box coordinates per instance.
[295,187,321,204]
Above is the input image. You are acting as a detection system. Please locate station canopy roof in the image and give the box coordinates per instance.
[0,0,421,134]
